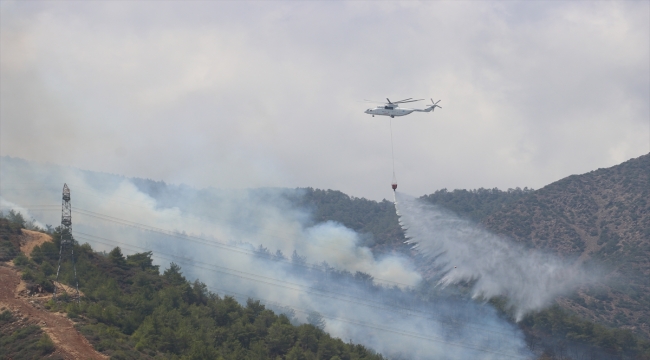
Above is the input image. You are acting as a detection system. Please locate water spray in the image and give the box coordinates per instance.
[394,192,595,319]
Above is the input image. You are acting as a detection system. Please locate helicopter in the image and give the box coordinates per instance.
[364,98,441,118]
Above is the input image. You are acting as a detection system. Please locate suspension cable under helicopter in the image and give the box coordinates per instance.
[390,118,397,191]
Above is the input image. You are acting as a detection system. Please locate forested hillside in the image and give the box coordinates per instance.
[2,154,649,359]
[0,219,385,359]
[133,155,650,340]
[480,154,650,338]
[420,187,534,222]
[3,216,649,359]
[281,156,650,351]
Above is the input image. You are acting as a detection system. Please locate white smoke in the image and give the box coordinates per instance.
[0,197,48,230]
[395,191,594,320]
[1,156,534,359]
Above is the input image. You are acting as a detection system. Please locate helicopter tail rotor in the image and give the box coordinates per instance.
[428,99,442,112]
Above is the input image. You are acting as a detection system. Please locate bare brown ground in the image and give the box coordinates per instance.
[20,229,54,257]
[0,264,107,359]
[15,230,84,298]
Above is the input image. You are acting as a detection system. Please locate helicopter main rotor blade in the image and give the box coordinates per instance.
[395,98,424,104]
[393,98,413,103]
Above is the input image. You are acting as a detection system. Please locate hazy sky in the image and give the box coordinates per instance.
[1,1,648,200]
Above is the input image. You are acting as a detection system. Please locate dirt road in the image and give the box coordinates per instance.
[20,229,54,257]
[1,263,107,359]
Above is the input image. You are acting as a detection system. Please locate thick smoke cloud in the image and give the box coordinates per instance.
[1,157,533,359]
[0,157,419,286]
[395,191,595,320]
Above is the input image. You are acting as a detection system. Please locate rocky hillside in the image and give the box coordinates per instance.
[479,154,650,337]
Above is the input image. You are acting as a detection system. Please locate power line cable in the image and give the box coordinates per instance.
[2,202,412,288]
[73,207,412,288]
[2,205,521,337]
[3,204,522,337]
[67,233,527,359]
[0,229,528,353]
[68,231,522,338]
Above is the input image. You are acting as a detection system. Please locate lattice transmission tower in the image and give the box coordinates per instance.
[53,183,80,304]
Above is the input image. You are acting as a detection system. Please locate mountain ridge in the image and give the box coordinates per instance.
[478,153,650,337]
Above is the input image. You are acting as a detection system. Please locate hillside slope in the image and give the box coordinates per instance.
[0,222,387,359]
[289,156,650,339]
[0,219,105,359]
[3,156,650,357]
[480,154,650,337]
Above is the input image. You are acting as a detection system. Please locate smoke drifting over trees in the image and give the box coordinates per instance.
[1,157,533,359]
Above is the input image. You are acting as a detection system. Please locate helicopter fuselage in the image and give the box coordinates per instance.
[364,106,416,118]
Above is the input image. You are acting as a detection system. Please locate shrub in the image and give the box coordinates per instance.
[36,333,55,354]
[13,253,29,266]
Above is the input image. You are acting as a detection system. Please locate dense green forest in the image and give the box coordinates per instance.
[1,218,384,360]
[420,187,534,222]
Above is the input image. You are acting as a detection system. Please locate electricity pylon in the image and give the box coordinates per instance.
[53,183,80,304]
